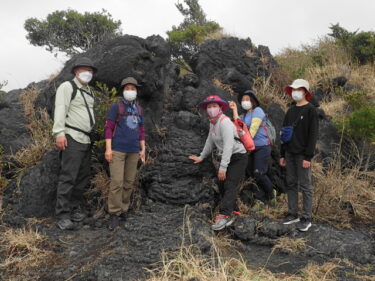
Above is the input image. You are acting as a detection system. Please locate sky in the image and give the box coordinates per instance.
[1,0,374,91]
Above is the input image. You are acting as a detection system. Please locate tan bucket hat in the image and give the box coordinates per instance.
[120,77,141,89]
[285,79,313,100]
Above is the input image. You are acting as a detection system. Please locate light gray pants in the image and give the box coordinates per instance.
[285,152,314,220]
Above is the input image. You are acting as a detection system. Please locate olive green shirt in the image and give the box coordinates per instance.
[52,77,95,144]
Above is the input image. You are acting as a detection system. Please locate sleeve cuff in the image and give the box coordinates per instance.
[55,132,65,137]
[304,156,312,161]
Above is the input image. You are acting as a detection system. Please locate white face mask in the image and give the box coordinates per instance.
[77,71,93,84]
[241,101,252,110]
[123,90,137,101]
[292,90,304,101]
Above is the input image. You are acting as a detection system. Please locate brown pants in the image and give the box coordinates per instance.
[108,151,139,215]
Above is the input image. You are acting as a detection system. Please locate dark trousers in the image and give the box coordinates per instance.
[246,145,274,202]
[55,135,91,219]
[285,152,313,220]
[218,153,248,216]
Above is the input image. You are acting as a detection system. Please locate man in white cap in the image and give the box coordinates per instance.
[53,57,97,230]
[279,79,319,232]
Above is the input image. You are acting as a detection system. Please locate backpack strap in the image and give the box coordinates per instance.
[113,102,125,137]
[260,121,271,145]
[68,80,78,102]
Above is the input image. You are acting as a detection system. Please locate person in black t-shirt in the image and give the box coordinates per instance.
[279,79,319,232]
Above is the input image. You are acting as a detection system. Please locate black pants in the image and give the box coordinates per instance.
[218,153,248,216]
[246,145,274,202]
[55,135,91,219]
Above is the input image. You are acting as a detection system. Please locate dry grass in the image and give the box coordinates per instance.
[86,169,110,212]
[203,29,231,41]
[312,160,375,228]
[213,78,235,95]
[10,86,54,169]
[146,244,285,281]
[272,237,308,254]
[145,240,345,281]
[252,76,288,110]
[0,227,56,279]
[300,261,340,281]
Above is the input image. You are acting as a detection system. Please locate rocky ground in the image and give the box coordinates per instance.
[1,202,374,280]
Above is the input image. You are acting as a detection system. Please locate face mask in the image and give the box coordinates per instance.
[77,71,93,84]
[241,101,252,110]
[206,107,222,118]
[123,90,137,101]
[292,90,304,101]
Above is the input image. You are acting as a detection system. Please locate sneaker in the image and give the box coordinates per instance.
[251,200,265,213]
[211,214,232,231]
[108,214,119,231]
[226,211,241,226]
[297,218,312,232]
[71,211,86,222]
[57,218,75,230]
[283,214,300,225]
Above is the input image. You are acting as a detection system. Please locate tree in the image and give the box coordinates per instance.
[329,23,375,64]
[167,0,221,63]
[24,9,122,56]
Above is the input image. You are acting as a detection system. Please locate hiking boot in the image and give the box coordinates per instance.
[251,200,265,213]
[297,218,312,232]
[211,214,232,231]
[119,212,128,221]
[283,214,300,225]
[108,214,119,231]
[57,218,75,230]
[71,210,86,222]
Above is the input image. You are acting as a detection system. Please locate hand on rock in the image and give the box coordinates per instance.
[188,155,202,164]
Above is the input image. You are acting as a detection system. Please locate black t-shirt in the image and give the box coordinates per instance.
[280,103,319,161]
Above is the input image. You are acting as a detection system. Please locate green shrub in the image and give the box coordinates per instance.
[335,88,368,110]
[346,106,375,142]
[336,106,375,143]
[92,82,119,149]
[329,23,375,64]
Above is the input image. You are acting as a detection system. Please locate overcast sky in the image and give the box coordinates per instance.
[1,0,374,91]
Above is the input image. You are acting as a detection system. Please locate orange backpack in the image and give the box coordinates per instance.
[219,116,255,152]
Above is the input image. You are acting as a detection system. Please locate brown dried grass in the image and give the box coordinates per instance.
[0,227,56,279]
[212,78,235,95]
[272,237,308,254]
[10,86,54,169]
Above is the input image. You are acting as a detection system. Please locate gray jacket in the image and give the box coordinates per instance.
[199,115,246,172]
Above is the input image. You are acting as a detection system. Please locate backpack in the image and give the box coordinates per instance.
[219,116,255,152]
[113,102,143,136]
[261,117,276,145]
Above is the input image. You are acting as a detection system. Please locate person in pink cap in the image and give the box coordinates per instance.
[188,95,248,231]
[279,79,319,232]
